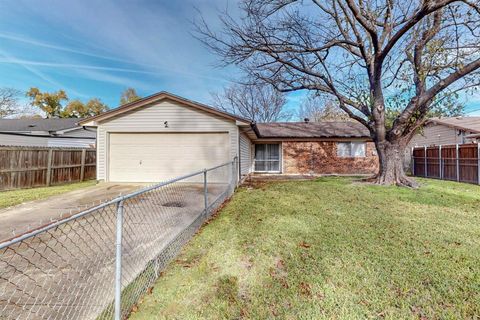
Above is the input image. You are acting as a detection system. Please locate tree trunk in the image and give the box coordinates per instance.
[371,140,419,187]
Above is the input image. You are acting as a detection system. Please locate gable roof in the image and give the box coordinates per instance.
[0,118,83,132]
[79,91,252,125]
[254,121,370,139]
[428,116,480,133]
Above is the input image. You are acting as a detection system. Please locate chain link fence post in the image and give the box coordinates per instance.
[233,157,238,186]
[203,169,208,217]
[114,200,124,320]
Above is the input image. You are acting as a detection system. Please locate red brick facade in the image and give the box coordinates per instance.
[282,141,379,175]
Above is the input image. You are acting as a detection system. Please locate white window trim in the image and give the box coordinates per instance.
[337,141,367,158]
[254,143,282,173]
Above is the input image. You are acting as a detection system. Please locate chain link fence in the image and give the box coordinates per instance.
[0,158,238,320]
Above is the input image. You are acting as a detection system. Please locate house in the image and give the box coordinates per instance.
[409,116,480,147]
[79,92,378,183]
[0,118,96,148]
[405,116,480,166]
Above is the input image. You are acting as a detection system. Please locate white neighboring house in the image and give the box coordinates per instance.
[0,118,96,148]
[405,116,480,166]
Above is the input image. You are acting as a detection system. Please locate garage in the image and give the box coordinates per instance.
[108,132,230,182]
[79,92,253,183]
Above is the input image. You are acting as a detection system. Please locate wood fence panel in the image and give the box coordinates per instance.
[426,147,440,178]
[459,144,478,184]
[441,146,457,181]
[412,148,426,177]
[0,147,96,190]
[412,143,479,185]
[84,150,97,180]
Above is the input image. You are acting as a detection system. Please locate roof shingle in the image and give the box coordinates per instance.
[254,121,370,138]
[0,118,82,132]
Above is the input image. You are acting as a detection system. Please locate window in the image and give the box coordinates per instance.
[337,142,366,157]
[255,144,280,172]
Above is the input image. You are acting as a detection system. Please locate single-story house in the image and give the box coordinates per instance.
[405,116,480,166]
[79,92,378,183]
[0,118,96,148]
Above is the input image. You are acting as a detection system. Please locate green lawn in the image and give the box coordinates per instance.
[0,181,97,209]
[130,177,480,320]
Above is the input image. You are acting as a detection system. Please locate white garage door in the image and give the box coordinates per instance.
[108,133,230,182]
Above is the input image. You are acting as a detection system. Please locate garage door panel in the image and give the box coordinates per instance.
[109,133,230,182]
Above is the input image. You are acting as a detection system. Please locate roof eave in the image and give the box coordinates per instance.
[427,119,480,134]
[254,135,372,139]
[79,91,252,126]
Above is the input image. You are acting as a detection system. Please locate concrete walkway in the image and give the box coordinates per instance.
[0,183,144,242]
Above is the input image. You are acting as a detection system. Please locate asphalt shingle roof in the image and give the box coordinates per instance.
[0,118,82,132]
[255,121,370,138]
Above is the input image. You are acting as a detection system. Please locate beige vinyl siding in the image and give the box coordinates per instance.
[47,138,95,148]
[60,128,97,138]
[0,133,48,147]
[409,124,461,147]
[239,132,253,176]
[96,100,239,181]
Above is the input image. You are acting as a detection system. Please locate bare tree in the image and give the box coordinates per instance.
[0,88,21,118]
[196,0,480,186]
[298,95,351,122]
[211,82,290,122]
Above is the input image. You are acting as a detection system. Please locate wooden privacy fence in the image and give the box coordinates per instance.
[412,143,480,185]
[0,146,96,190]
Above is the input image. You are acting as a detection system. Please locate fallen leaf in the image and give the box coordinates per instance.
[276,259,285,270]
[299,241,311,248]
[299,282,312,297]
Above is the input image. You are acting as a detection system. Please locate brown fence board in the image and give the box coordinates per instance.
[412,143,479,185]
[0,147,96,190]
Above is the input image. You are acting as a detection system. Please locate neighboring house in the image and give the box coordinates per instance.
[0,118,96,148]
[405,116,480,166]
[80,92,378,183]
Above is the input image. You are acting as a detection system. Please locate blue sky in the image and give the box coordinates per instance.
[0,0,478,116]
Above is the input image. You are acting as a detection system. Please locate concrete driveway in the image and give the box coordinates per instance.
[0,182,231,320]
[0,183,144,242]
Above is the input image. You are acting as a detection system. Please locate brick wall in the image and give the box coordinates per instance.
[282,141,379,175]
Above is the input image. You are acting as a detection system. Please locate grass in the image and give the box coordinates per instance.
[0,180,97,209]
[129,177,480,320]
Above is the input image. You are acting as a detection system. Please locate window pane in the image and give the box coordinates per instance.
[351,142,366,157]
[337,142,350,157]
[269,160,280,171]
[255,144,280,171]
[255,160,266,171]
[267,144,280,160]
[255,144,266,159]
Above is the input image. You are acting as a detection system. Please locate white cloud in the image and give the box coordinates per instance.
[0,48,87,97]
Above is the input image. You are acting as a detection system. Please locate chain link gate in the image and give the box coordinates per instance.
[0,158,238,320]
